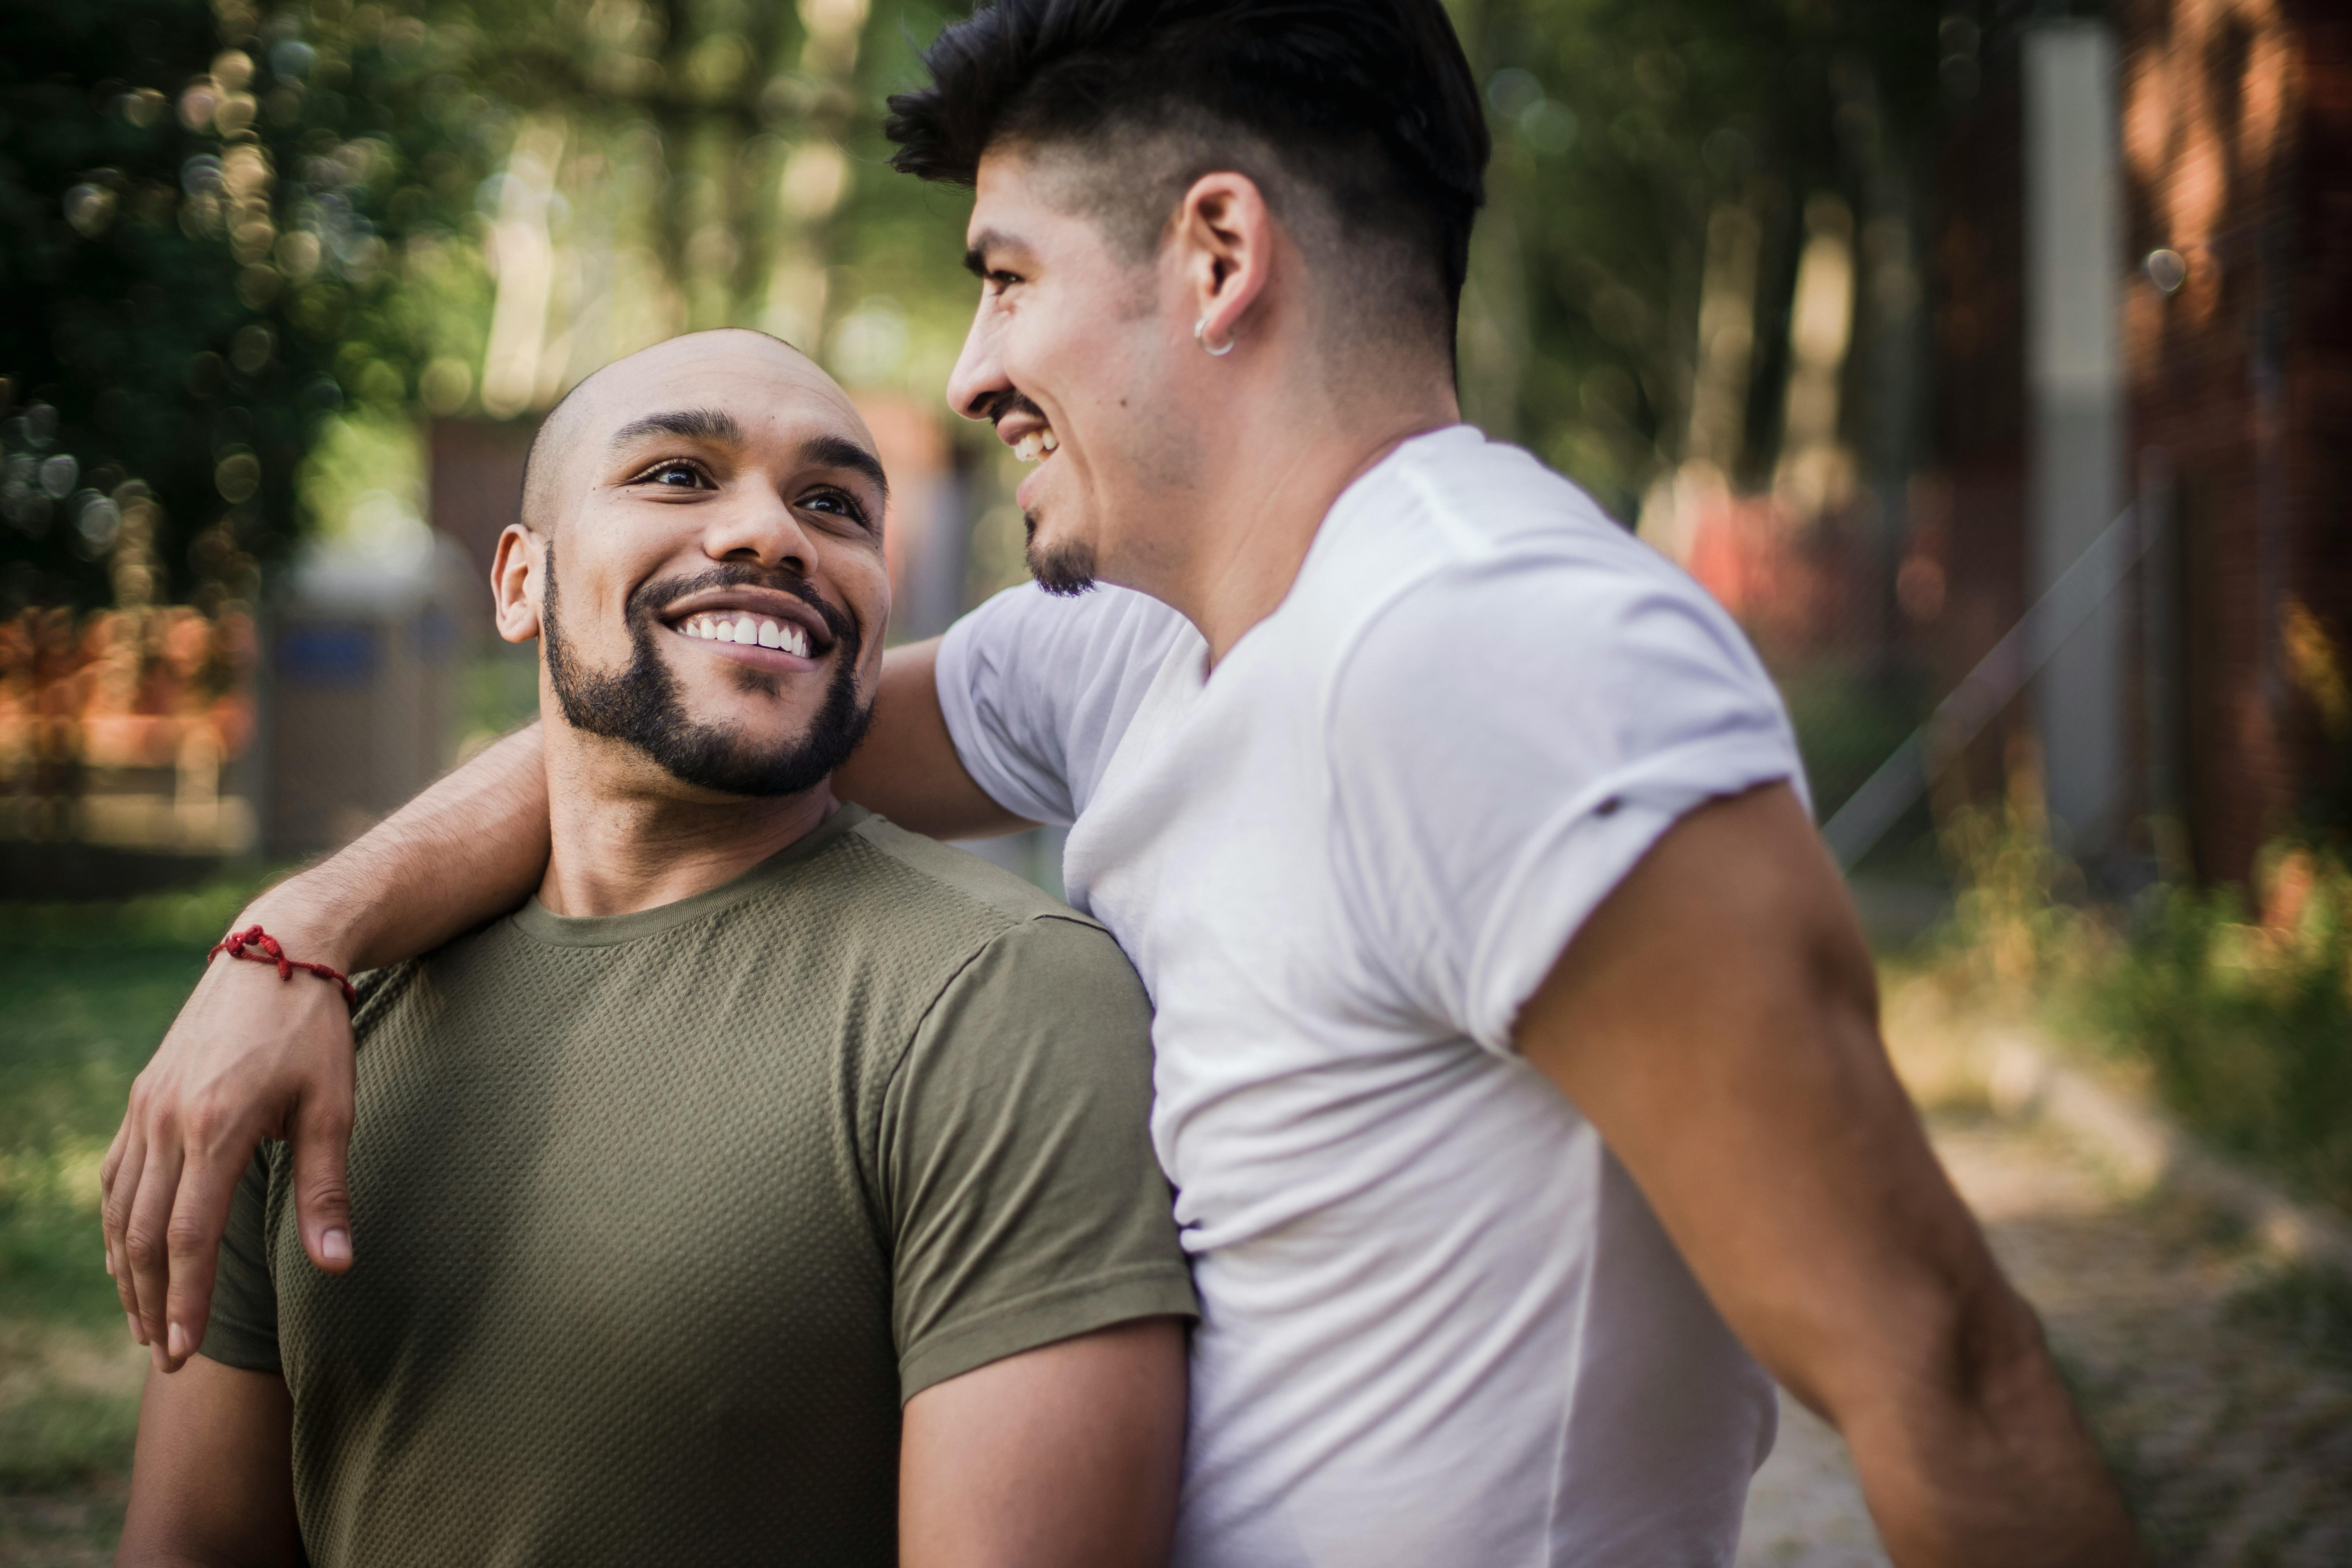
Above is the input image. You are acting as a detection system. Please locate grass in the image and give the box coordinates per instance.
[0,874,270,1504]
[1926,800,2352,1217]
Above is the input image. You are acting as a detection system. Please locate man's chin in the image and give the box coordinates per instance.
[1022,515,1099,598]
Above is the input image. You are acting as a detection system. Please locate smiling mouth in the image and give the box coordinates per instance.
[654,577,841,668]
[676,611,812,657]
[1011,426,1059,463]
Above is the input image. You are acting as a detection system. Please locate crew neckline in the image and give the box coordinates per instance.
[510,803,870,949]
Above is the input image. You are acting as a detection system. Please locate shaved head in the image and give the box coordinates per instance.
[517,329,839,535]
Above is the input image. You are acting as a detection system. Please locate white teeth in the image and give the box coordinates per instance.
[677,610,815,656]
[1013,431,1046,463]
[1041,430,1058,453]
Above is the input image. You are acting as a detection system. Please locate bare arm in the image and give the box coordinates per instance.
[116,1356,301,1567]
[102,722,550,1370]
[900,1318,1188,1568]
[103,638,1022,1372]
[1514,782,2139,1567]
[835,637,1031,838]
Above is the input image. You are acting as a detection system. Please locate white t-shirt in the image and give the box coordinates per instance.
[935,425,1805,1567]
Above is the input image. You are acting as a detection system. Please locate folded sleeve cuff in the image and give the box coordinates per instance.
[1466,732,1805,1054]
[898,1262,1199,1403]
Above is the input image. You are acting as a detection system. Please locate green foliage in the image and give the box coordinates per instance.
[1777,661,1922,822]
[0,0,490,613]
[1936,808,2352,1215]
[1453,0,1947,517]
[0,880,276,1496]
[2098,853,2352,1212]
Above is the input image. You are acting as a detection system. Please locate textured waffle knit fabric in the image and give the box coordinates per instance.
[201,804,1195,1567]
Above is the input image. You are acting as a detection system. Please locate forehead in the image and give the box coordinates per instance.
[967,147,1111,250]
[581,335,873,450]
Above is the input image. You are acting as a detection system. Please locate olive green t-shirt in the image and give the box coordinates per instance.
[203,806,1194,1568]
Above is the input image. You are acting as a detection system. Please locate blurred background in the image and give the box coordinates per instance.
[2,0,2348,1562]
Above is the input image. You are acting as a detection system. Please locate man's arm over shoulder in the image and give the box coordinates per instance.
[103,722,553,1372]
[884,913,1195,1568]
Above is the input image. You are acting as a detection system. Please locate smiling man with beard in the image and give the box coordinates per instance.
[115,330,1196,1568]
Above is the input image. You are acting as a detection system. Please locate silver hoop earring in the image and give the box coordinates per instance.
[1195,317,1236,357]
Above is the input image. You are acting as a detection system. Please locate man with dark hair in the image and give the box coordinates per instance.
[115,331,1195,1568]
[108,6,2143,1566]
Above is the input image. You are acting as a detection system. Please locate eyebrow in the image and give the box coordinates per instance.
[963,227,1020,278]
[800,434,889,504]
[606,407,746,450]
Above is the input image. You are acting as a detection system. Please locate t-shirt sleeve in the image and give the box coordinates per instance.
[934,583,1191,826]
[199,1146,282,1374]
[880,915,1196,1402]
[1328,551,1806,1056]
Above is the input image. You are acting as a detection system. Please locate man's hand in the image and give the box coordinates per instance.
[1515,782,2141,1568]
[900,1317,1187,1568]
[103,930,357,1373]
[101,723,555,1372]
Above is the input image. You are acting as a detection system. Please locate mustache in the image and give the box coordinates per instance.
[974,388,1047,429]
[628,563,861,655]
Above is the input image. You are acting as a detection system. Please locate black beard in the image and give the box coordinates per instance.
[541,549,873,798]
[1024,512,1098,598]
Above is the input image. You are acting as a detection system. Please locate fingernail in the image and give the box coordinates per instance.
[321,1228,351,1264]
[104,1250,115,1277]
[167,1322,189,1361]
[128,1312,146,1345]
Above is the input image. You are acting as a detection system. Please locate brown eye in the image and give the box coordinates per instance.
[799,488,870,527]
[644,462,705,488]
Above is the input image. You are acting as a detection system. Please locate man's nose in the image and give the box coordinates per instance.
[946,298,1008,423]
[701,490,816,576]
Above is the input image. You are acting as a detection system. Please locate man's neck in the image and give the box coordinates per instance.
[536,731,837,918]
[1128,356,1461,666]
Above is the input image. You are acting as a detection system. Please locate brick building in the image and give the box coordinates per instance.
[1923,0,2351,887]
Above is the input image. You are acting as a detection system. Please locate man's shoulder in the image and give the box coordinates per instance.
[842,814,1092,928]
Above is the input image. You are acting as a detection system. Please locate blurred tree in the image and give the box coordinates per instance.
[1452,0,1947,524]
[0,0,488,614]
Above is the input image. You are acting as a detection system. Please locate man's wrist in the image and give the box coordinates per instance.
[233,874,367,976]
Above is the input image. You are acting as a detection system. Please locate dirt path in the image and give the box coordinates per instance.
[1736,1112,2352,1566]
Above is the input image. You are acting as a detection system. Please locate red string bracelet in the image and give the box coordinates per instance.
[207,925,358,1009]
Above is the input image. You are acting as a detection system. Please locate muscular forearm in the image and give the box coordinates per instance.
[249,723,552,971]
[1836,1287,2138,1565]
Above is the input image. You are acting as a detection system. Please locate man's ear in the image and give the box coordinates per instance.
[1174,172,1274,355]
[489,524,544,644]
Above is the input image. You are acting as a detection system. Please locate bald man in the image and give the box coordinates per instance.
[117,331,1196,1568]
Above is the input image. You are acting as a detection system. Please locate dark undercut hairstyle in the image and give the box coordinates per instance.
[885,0,1490,359]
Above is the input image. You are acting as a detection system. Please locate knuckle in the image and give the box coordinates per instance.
[124,1228,165,1270]
[301,1177,351,1212]
[164,1214,214,1257]
[183,1095,240,1153]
